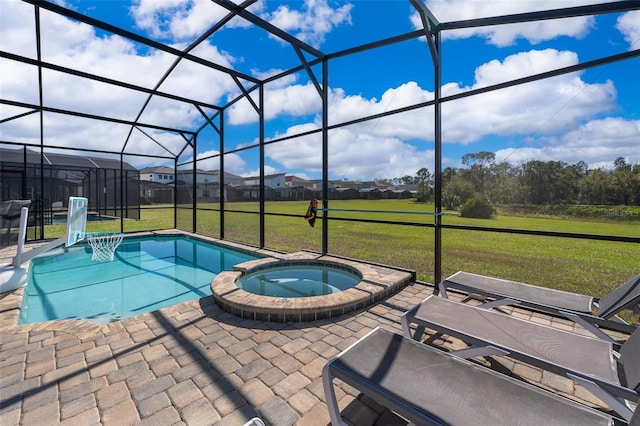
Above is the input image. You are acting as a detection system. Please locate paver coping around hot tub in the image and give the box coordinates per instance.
[211,252,415,322]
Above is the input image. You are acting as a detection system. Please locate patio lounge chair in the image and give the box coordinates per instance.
[322,327,622,426]
[401,295,640,423]
[438,271,640,340]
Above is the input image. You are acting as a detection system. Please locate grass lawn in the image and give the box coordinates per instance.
[42,199,639,323]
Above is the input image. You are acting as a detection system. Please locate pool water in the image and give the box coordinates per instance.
[19,235,259,324]
[238,265,361,297]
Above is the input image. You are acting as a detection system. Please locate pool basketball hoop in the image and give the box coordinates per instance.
[86,233,124,262]
[63,197,123,262]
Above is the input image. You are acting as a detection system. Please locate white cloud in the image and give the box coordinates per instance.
[264,0,353,47]
[256,48,621,179]
[130,0,351,48]
[242,164,278,178]
[0,1,239,154]
[131,0,216,41]
[323,49,616,144]
[1,1,635,181]
[443,49,616,143]
[192,149,248,175]
[227,81,322,124]
[616,10,640,50]
[0,1,37,58]
[414,0,600,46]
[264,126,434,180]
[495,118,640,167]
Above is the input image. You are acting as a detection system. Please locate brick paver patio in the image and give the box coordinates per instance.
[0,240,626,425]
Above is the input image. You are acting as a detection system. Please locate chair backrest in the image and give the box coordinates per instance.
[620,326,640,391]
[597,274,640,319]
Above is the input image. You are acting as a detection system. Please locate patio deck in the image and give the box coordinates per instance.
[0,242,626,425]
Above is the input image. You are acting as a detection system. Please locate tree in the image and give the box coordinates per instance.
[398,175,415,185]
[415,167,434,202]
[580,168,616,205]
[570,161,589,177]
[460,195,495,219]
[443,174,475,208]
[520,160,574,205]
[441,167,457,188]
[461,151,496,194]
[487,161,523,204]
[612,157,635,205]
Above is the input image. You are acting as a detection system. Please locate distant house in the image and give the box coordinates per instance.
[286,175,311,188]
[174,169,245,186]
[140,166,175,184]
[333,187,359,200]
[391,189,413,199]
[227,185,276,202]
[140,180,173,204]
[360,187,382,199]
[334,181,362,191]
[140,168,249,203]
[0,147,140,237]
[307,180,334,191]
[138,168,415,203]
[243,173,286,189]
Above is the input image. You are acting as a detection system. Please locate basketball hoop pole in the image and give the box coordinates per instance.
[14,237,66,266]
[12,207,29,267]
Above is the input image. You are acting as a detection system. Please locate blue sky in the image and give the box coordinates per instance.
[1,0,639,181]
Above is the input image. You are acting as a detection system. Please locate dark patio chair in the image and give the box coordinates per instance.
[438,271,640,340]
[401,295,640,423]
[323,327,622,426]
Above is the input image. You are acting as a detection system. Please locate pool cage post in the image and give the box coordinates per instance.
[192,134,197,233]
[412,0,443,285]
[433,31,443,287]
[219,110,225,240]
[259,83,266,248]
[322,58,329,255]
[120,153,124,232]
[173,157,178,229]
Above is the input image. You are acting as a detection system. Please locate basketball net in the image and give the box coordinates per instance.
[87,233,124,262]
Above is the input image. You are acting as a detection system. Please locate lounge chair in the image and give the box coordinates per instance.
[401,295,640,423]
[322,327,622,425]
[438,271,640,340]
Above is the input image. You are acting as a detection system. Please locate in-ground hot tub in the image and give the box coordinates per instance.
[211,253,415,322]
[237,263,361,297]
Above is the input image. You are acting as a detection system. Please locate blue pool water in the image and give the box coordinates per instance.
[238,265,361,297]
[19,235,259,324]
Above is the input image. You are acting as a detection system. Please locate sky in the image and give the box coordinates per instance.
[1,0,639,181]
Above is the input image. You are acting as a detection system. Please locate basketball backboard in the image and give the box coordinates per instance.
[65,197,88,247]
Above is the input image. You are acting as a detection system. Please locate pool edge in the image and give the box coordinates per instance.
[211,254,415,322]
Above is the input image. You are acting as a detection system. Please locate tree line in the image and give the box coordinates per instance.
[384,152,640,208]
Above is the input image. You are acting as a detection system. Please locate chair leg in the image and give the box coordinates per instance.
[437,282,448,298]
[322,362,347,426]
[401,304,423,340]
[567,373,634,423]
[561,312,618,343]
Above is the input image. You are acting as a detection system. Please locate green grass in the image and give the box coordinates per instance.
[39,199,639,323]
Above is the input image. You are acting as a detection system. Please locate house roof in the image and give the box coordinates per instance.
[0,147,137,171]
[140,166,174,174]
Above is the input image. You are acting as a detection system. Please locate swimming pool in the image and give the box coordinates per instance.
[19,235,260,324]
